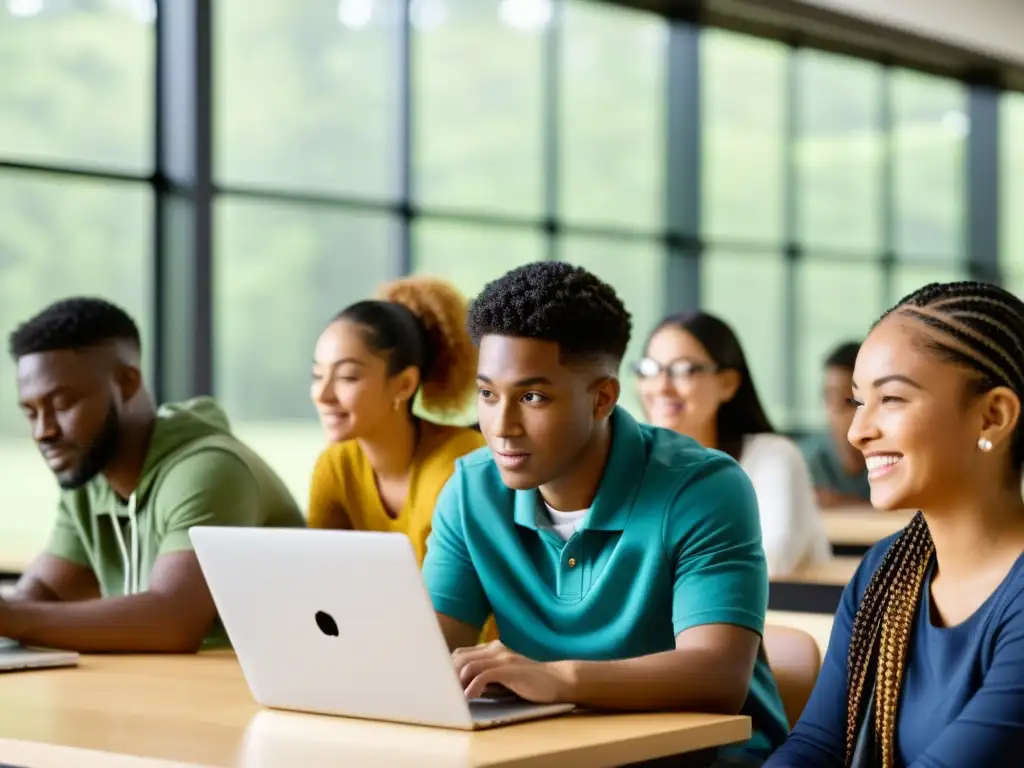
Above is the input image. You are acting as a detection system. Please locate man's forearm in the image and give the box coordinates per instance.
[556,648,750,714]
[0,593,211,653]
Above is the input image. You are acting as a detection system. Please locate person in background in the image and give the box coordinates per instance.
[637,311,831,578]
[0,298,304,653]
[307,276,483,565]
[765,281,1024,767]
[799,341,871,508]
[422,263,788,766]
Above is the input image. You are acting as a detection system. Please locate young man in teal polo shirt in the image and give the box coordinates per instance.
[421,262,788,765]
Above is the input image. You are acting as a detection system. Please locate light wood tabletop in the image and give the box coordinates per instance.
[0,544,36,575]
[773,555,861,587]
[0,652,750,767]
[821,507,914,547]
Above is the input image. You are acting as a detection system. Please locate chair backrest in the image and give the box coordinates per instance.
[763,624,822,727]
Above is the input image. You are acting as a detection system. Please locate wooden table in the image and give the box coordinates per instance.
[0,544,35,577]
[0,652,750,767]
[821,507,914,555]
[778,556,860,587]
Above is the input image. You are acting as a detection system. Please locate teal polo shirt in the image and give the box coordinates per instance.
[423,407,789,760]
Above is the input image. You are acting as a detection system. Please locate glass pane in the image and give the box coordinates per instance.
[412,221,544,301]
[559,237,666,419]
[1004,272,1024,305]
[215,0,398,198]
[795,50,884,255]
[559,1,666,230]
[1001,93,1024,274]
[701,252,787,426]
[0,171,152,566]
[891,263,969,306]
[414,0,544,216]
[0,2,154,172]
[412,220,543,425]
[892,69,967,262]
[796,261,884,428]
[702,31,786,244]
[215,198,399,506]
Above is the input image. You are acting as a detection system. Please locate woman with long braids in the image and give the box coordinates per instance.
[765,281,1024,767]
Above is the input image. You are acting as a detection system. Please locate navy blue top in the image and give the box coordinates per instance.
[766,533,1024,767]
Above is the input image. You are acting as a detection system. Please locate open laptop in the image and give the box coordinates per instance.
[189,527,574,730]
[0,637,78,672]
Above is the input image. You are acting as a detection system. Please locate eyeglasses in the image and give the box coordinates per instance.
[632,358,719,381]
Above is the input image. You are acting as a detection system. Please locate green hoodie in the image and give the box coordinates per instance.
[46,397,305,646]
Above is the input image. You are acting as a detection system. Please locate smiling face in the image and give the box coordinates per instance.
[310,319,417,443]
[475,335,617,492]
[849,314,1002,511]
[636,325,738,441]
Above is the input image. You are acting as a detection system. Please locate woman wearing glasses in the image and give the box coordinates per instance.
[636,311,830,577]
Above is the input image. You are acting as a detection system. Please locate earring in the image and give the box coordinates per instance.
[978,437,993,452]
[393,398,402,412]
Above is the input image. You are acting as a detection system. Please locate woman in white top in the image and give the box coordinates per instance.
[635,311,831,577]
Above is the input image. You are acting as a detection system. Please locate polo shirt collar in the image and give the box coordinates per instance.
[513,406,646,532]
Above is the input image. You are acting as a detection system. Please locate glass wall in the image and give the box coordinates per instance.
[213,0,669,504]
[701,31,969,429]
[0,0,1005,546]
[0,4,154,561]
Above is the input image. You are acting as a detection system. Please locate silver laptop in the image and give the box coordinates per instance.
[0,637,78,672]
[190,527,574,730]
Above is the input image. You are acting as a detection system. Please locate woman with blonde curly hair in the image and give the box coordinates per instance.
[307,276,484,566]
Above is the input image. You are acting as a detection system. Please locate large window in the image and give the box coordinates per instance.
[0,2,154,564]
[1001,92,1024,294]
[413,1,545,216]
[213,199,399,504]
[215,0,400,199]
[3,0,1008,555]
[703,31,972,431]
[559,1,666,229]
[0,171,152,562]
[0,3,154,172]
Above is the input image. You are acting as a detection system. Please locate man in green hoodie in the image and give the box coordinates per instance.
[0,297,305,653]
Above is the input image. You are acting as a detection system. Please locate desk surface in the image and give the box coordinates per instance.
[821,507,914,546]
[774,555,861,587]
[0,652,749,767]
[0,545,34,575]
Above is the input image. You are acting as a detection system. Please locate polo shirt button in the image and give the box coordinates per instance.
[567,557,577,568]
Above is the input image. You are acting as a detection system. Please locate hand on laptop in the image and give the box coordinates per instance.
[454,640,573,704]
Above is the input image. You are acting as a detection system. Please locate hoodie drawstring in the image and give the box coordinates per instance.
[110,492,139,596]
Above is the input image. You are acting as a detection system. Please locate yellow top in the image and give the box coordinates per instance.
[308,423,485,565]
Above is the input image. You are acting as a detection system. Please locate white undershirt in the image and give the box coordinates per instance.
[543,503,589,542]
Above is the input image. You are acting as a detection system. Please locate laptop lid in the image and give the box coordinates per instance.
[189,527,475,729]
[0,638,79,672]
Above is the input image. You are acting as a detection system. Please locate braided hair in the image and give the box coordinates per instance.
[844,280,1024,767]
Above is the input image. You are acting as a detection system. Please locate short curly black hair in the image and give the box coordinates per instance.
[8,297,141,359]
[467,261,632,362]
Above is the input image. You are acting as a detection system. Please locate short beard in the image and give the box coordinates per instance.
[58,405,122,490]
